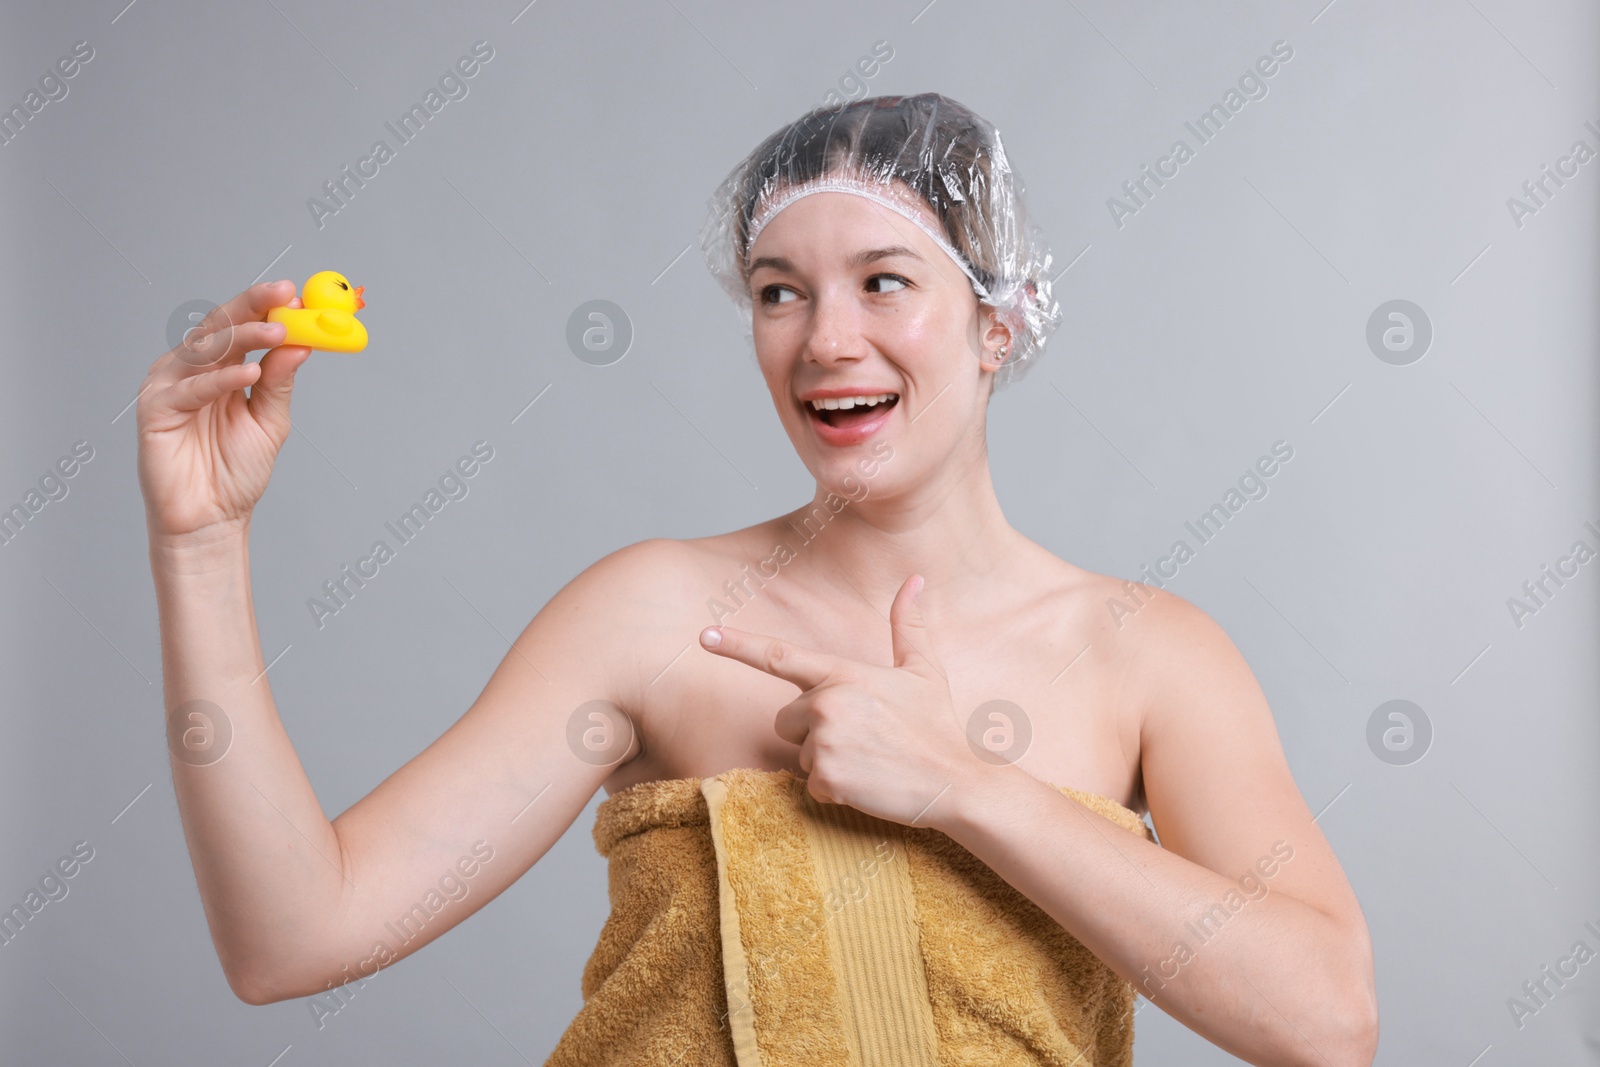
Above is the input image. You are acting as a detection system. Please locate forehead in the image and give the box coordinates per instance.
[746,183,951,268]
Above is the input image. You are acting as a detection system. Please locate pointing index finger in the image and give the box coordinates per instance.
[700,626,840,692]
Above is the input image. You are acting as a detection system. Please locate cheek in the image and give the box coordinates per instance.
[753,310,803,356]
[754,339,800,416]
[884,304,967,365]
[751,320,788,374]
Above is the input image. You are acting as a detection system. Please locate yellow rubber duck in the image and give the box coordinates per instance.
[266,270,368,352]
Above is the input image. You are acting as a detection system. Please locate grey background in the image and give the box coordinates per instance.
[2,0,1597,1063]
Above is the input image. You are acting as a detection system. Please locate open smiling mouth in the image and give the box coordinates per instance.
[805,393,900,428]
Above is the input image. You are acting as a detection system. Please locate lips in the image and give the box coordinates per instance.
[802,394,899,446]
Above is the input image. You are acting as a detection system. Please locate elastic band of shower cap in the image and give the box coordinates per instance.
[696,92,1064,391]
[743,176,996,305]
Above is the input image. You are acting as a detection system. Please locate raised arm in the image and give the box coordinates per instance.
[138,283,657,1004]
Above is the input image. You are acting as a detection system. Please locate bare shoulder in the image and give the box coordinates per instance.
[1084,576,1267,775]
[571,529,768,618]
[1018,550,1191,685]
[555,527,771,706]
[1014,552,1261,815]
[1024,554,1231,687]
[1100,580,1257,725]
[575,526,768,595]
[1015,555,1281,762]
[561,536,704,612]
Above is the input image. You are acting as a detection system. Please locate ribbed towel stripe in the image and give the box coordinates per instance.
[798,788,941,1067]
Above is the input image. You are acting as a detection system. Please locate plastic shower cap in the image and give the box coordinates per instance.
[698,92,1063,391]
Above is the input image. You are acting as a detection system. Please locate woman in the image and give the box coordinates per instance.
[138,93,1376,1065]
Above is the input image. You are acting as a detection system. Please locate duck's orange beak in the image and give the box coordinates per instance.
[354,285,365,310]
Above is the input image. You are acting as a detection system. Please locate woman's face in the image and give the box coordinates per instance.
[745,182,1009,497]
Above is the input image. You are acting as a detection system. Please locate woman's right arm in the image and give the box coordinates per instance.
[140,282,655,1004]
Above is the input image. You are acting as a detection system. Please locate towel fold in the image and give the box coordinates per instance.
[543,767,1153,1067]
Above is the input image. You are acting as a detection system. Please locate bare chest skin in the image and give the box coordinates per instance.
[602,524,1149,818]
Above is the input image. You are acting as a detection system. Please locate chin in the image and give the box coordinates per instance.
[799,437,900,504]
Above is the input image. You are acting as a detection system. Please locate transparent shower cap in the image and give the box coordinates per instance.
[697,92,1063,391]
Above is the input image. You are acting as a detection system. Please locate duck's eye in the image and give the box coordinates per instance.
[758,284,797,305]
[337,281,349,290]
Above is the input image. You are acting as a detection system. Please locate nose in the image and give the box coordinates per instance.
[803,291,867,367]
[354,285,366,309]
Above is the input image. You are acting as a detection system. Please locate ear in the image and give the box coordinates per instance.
[977,307,1012,372]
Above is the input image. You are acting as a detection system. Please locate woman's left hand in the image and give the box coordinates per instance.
[698,574,978,828]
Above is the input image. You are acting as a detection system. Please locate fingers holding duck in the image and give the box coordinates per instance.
[160,281,303,379]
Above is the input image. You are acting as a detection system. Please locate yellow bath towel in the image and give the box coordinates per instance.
[542,767,1154,1066]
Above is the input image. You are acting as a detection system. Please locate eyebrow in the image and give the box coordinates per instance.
[747,244,928,276]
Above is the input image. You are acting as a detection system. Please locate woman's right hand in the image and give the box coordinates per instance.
[137,281,313,545]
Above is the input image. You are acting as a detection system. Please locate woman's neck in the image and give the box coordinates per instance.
[780,452,1023,612]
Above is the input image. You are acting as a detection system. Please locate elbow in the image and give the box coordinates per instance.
[222,954,321,1006]
[215,941,278,1005]
[1289,973,1376,1067]
[1331,981,1379,1067]
[1333,928,1380,1067]
[1269,954,1376,1067]
[213,918,349,1005]
[228,966,332,1006]
[227,953,366,1007]
[225,964,286,1007]
[1297,915,1377,1067]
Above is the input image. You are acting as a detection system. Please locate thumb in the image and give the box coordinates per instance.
[889,574,940,676]
[247,342,313,438]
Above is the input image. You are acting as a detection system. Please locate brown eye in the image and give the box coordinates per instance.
[867,273,909,293]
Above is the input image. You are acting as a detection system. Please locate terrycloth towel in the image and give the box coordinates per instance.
[543,767,1154,1067]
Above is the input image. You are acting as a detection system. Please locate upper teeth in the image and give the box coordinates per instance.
[809,392,897,411]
